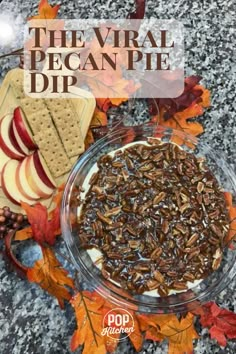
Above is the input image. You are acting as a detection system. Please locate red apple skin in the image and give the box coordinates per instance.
[9,120,26,156]
[33,151,56,189]
[25,155,54,199]
[12,120,30,156]
[13,107,37,150]
[0,115,25,160]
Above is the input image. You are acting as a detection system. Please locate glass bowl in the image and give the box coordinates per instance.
[61,124,236,313]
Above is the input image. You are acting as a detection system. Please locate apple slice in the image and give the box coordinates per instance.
[33,151,56,189]
[1,160,35,205]
[13,107,37,150]
[0,114,25,160]
[0,148,11,187]
[9,120,28,156]
[16,158,41,200]
[25,154,55,199]
[11,120,30,155]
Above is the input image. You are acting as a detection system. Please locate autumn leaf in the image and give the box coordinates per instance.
[122,127,136,145]
[161,105,203,137]
[149,80,210,143]
[149,76,210,141]
[27,246,74,308]
[51,183,64,210]
[15,226,33,241]
[90,107,108,128]
[159,313,199,354]
[84,129,95,149]
[21,201,60,245]
[151,107,203,146]
[137,313,198,354]
[129,315,143,351]
[137,313,164,342]
[193,302,236,347]
[128,0,146,19]
[110,97,128,106]
[224,192,236,245]
[77,36,138,100]
[70,291,106,354]
[28,0,60,20]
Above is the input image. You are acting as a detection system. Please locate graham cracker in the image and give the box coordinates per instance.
[20,97,47,116]
[45,98,84,157]
[33,127,72,177]
[24,107,52,135]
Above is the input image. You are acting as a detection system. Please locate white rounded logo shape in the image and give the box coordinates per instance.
[101,307,134,341]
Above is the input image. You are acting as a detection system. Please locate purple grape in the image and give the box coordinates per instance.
[11,213,17,220]
[0,225,6,233]
[13,222,20,229]
[16,214,24,224]
[4,210,11,218]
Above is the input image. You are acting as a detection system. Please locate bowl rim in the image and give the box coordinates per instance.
[61,124,236,313]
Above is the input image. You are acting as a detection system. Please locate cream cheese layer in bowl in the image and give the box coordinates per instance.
[61,125,236,313]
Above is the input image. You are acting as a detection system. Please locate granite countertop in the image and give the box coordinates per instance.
[0,0,235,353]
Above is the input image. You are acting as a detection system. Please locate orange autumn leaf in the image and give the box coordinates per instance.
[195,85,211,107]
[137,313,165,342]
[77,36,137,100]
[15,226,33,241]
[224,191,233,207]
[91,107,108,127]
[70,291,106,354]
[27,246,74,308]
[52,184,64,208]
[224,192,236,245]
[29,0,60,20]
[87,77,132,101]
[127,312,143,351]
[84,129,95,149]
[21,201,60,245]
[158,313,199,354]
[161,106,204,137]
[110,97,128,106]
[137,313,199,353]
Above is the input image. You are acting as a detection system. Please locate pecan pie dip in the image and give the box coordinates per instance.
[76,138,230,297]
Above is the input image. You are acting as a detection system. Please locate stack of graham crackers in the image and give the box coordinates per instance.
[0,68,95,183]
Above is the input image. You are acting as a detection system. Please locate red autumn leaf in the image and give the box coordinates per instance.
[96,98,112,112]
[128,0,146,19]
[28,0,60,20]
[149,76,210,120]
[122,127,136,145]
[21,201,60,245]
[193,301,236,346]
[27,246,74,308]
[209,326,227,347]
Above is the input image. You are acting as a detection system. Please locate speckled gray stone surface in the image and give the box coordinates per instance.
[0,0,235,353]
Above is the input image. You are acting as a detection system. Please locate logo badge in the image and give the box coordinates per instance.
[101,308,134,341]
